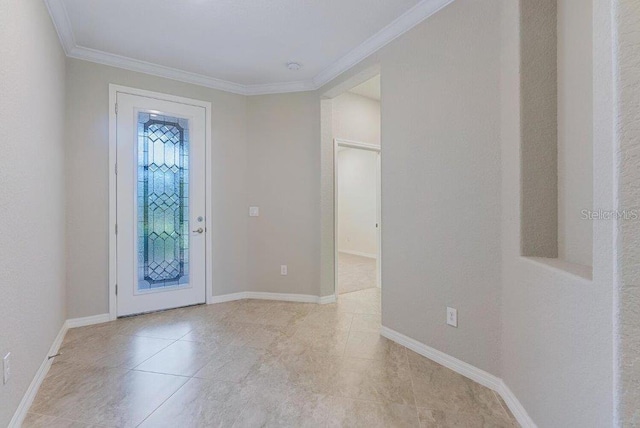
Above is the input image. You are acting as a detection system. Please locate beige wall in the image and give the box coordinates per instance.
[557,0,593,267]
[0,0,67,425]
[65,59,249,317]
[322,0,503,375]
[500,1,613,426]
[616,0,640,424]
[332,92,381,145]
[320,0,616,425]
[337,148,378,257]
[246,93,321,295]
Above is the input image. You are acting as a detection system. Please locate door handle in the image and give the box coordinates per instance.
[192,227,204,234]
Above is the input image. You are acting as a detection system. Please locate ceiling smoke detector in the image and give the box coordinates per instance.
[287,62,302,71]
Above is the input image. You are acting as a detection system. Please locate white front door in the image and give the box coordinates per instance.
[116,91,207,317]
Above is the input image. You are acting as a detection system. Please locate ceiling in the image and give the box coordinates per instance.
[349,75,381,101]
[45,0,453,95]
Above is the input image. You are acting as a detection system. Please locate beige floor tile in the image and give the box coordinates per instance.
[274,392,332,427]
[337,289,381,314]
[27,290,518,427]
[417,406,519,428]
[56,333,174,369]
[338,252,378,294]
[22,413,100,428]
[194,345,266,383]
[350,313,381,333]
[61,370,188,427]
[331,356,415,405]
[297,306,354,331]
[229,382,292,427]
[325,398,420,428]
[63,310,196,344]
[138,378,245,428]
[271,327,350,357]
[133,339,222,376]
[345,330,406,361]
[408,350,507,417]
[250,350,343,395]
[29,362,129,417]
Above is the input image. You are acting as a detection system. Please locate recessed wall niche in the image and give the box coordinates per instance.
[519,0,593,268]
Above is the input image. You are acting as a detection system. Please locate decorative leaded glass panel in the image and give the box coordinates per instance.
[137,112,190,291]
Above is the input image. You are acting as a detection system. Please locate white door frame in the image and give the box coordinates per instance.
[108,84,213,320]
[334,138,382,294]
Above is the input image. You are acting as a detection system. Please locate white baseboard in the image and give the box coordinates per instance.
[338,249,377,259]
[380,326,536,428]
[66,313,111,329]
[245,292,321,303]
[210,292,336,305]
[210,292,248,304]
[9,314,111,428]
[318,294,337,304]
[497,380,537,428]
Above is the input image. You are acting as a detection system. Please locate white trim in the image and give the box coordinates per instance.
[380,326,537,428]
[43,0,75,55]
[108,86,117,321]
[321,66,382,100]
[375,151,382,288]
[8,314,110,428]
[380,326,501,391]
[246,292,324,303]
[108,85,213,319]
[313,0,454,88]
[8,325,66,428]
[334,138,383,294]
[318,294,337,304]
[338,249,378,259]
[44,0,453,95]
[210,292,336,305]
[210,292,248,304]
[72,46,249,95]
[65,313,111,329]
[497,380,538,428]
[335,138,381,152]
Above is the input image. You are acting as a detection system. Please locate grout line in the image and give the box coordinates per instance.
[404,346,423,425]
[492,390,515,422]
[128,338,180,370]
[134,377,191,428]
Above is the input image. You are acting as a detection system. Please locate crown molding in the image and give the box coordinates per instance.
[44,0,75,55]
[68,45,250,95]
[45,0,454,96]
[313,0,454,88]
[243,80,318,96]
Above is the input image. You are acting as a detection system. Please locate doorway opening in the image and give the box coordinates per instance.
[329,74,381,309]
[335,140,381,295]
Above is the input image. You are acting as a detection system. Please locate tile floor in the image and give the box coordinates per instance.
[337,252,377,294]
[25,289,518,427]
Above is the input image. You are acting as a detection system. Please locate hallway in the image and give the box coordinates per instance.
[337,252,377,294]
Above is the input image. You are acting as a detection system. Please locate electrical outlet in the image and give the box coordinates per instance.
[3,353,11,385]
[446,307,458,327]
[249,206,259,217]
[280,265,288,275]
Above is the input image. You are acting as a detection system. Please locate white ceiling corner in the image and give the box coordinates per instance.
[45,0,454,96]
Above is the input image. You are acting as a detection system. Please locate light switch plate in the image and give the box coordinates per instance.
[446,307,458,327]
[280,265,288,275]
[249,206,259,217]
